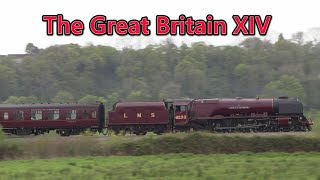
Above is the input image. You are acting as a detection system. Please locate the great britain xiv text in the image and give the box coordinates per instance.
[42,14,272,36]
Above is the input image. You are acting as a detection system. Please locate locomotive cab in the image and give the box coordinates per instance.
[163,99,194,128]
[173,102,190,125]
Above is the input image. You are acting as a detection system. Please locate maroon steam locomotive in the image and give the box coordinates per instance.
[108,97,313,134]
[0,97,313,136]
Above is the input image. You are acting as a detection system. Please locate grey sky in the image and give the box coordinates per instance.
[0,0,319,54]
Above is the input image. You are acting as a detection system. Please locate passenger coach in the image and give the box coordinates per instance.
[0,102,105,136]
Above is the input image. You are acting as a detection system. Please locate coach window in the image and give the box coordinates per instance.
[71,110,77,120]
[3,112,9,120]
[66,110,71,120]
[66,110,77,120]
[13,111,24,120]
[31,110,42,120]
[48,110,59,120]
[83,110,89,119]
[92,111,97,119]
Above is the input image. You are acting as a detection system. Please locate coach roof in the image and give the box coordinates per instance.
[0,102,101,109]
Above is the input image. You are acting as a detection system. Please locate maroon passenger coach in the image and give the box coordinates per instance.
[0,102,105,136]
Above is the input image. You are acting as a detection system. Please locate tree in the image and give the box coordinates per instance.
[277,33,285,42]
[262,75,306,100]
[291,32,304,44]
[158,82,181,99]
[105,92,120,110]
[25,43,40,54]
[127,91,152,101]
[78,94,106,104]
[234,63,249,76]
[174,55,207,97]
[0,64,17,101]
[3,96,38,104]
[52,91,74,103]
[1,35,320,110]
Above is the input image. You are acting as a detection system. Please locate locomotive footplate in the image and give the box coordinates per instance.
[214,124,267,131]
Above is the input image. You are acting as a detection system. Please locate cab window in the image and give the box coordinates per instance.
[175,106,186,112]
[166,103,173,110]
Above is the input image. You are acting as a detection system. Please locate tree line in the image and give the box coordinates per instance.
[0,34,319,110]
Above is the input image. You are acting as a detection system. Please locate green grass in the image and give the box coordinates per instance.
[0,153,320,180]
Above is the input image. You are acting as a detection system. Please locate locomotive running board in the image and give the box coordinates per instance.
[214,124,267,130]
[191,115,299,120]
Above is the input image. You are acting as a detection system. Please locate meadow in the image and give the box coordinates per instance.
[0,153,320,180]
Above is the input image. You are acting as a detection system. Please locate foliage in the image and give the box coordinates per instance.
[2,132,320,160]
[262,75,306,100]
[0,64,16,101]
[3,96,38,104]
[1,35,320,112]
[52,90,74,103]
[78,94,106,104]
[25,43,40,54]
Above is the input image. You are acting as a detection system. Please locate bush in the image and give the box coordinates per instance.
[1,132,320,160]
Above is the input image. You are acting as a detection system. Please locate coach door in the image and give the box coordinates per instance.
[174,103,188,125]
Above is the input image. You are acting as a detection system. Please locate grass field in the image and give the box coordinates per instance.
[0,153,320,180]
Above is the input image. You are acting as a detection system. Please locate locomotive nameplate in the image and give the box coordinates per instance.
[228,106,249,109]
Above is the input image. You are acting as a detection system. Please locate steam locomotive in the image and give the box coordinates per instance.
[0,97,313,136]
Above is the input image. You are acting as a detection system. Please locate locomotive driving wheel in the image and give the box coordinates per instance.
[213,123,223,133]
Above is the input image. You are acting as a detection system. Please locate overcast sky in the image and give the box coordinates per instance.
[0,0,319,54]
